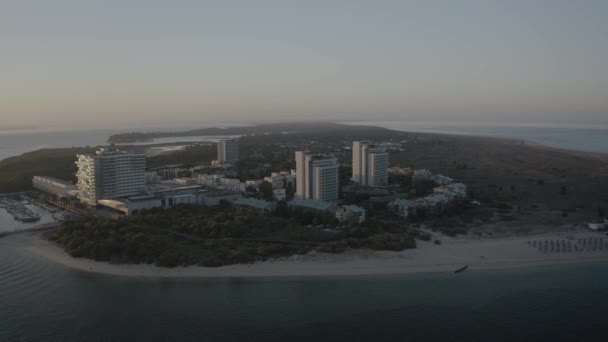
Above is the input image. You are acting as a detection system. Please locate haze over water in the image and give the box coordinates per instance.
[1,121,606,162]
[345,121,608,154]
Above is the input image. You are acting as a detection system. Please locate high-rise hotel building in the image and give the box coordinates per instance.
[76,148,146,206]
[217,138,240,163]
[352,141,389,187]
[295,151,339,202]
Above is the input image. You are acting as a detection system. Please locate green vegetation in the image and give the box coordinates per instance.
[0,147,96,193]
[147,144,216,168]
[50,204,416,267]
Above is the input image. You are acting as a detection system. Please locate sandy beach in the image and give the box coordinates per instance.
[4,229,608,278]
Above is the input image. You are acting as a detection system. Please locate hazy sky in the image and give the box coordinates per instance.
[1,0,607,128]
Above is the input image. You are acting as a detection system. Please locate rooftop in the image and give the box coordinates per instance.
[233,197,273,210]
[289,198,334,211]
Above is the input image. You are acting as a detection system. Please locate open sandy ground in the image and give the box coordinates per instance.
[5,230,608,278]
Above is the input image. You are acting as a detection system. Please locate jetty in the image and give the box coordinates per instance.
[454,266,469,274]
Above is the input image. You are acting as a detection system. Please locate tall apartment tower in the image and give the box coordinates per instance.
[352,141,389,187]
[217,138,240,163]
[76,148,146,206]
[295,151,339,202]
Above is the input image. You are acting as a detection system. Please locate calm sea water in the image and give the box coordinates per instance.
[0,125,243,161]
[344,121,608,154]
[1,237,607,341]
[1,122,606,161]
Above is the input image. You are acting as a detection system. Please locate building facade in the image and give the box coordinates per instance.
[295,151,339,202]
[32,176,77,198]
[217,138,240,164]
[352,141,389,187]
[264,171,296,190]
[76,148,146,206]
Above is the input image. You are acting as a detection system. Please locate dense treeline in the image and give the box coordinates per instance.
[50,204,416,267]
[0,147,96,193]
[147,144,216,168]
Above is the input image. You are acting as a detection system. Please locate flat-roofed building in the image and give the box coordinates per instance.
[217,138,240,164]
[264,171,296,190]
[335,205,366,224]
[32,176,77,198]
[352,141,389,187]
[295,151,339,202]
[76,148,146,206]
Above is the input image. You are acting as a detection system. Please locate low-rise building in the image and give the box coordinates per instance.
[264,171,296,190]
[388,198,417,218]
[411,169,454,186]
[232,197,275,213]
[97,181,242,215]
[197,174,245,192]
[335,205,366,224]
[389,183,467,217]
[145,172,162,185]
[388,167,413,176]
[273,188,287,201]
[588,218,608,231]
[245,179,264,189]
[173,178,198,186]
[32,176,77,198]
[288,198,335,212]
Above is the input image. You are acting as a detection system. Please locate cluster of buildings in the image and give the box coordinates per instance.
[31,137,471,225]
[389,179,467,217]
[28,140,393,225]
[388,167,454,186]
[588,218,608,231]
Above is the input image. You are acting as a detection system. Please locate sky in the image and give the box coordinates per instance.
[1,0,607,129]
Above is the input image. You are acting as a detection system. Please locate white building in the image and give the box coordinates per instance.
[32,176,77,198]
[388,199,417,218]
[352,141,389,187]
[273,188,287,201]
[264,171,296,190]
[217,138,240,164]
[197,174,245,192]
[335,205,366,224]
[76,148,146,206]
[295,151,339,202]
[145,172,162,185]
[588,218,608,231]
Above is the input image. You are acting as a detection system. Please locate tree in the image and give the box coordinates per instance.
[285,182,295,200]
[259,181,273,201]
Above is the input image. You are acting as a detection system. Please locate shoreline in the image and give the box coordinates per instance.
[8,230,608,279]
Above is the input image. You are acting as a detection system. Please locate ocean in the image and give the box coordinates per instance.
[1,122,607,162]
[0,238,607,341]
[343,121,608,154]
[0,124,244,161]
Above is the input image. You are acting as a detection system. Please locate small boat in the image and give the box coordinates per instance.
[454,266,469,274]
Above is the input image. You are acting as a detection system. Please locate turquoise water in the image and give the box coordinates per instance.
[1,237,607,341]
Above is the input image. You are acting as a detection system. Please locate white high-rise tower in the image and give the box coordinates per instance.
[76,148,146,206]
[295,151,339,202]
[217,138,240,163]
[352,141,389,187]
